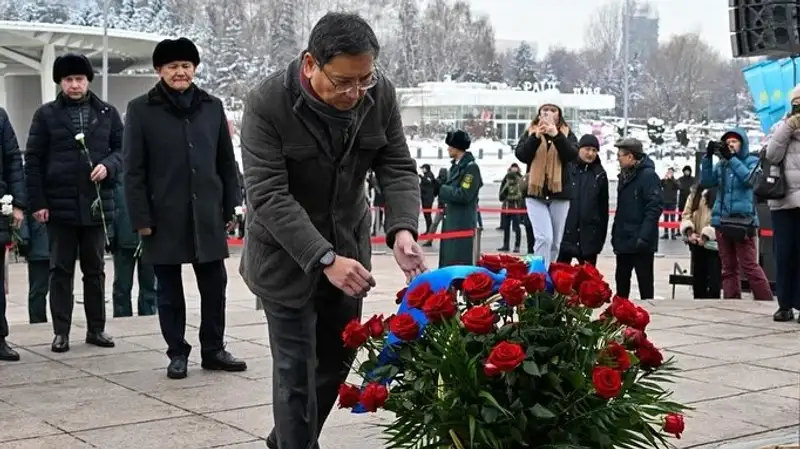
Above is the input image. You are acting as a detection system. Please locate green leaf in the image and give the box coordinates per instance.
[478,390,511,416]
[480,405,498,423]
[530,403,556,419]
[522,360,542,376]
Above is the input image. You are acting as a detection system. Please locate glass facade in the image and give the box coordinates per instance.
[419,105,578,145]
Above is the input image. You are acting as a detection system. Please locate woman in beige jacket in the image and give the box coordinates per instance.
[679,185,720,298]
[764,84,800,322]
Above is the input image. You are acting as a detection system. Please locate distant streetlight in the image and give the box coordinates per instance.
[101,0,109,101]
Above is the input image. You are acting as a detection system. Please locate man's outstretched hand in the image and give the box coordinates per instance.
[393,230,427,284]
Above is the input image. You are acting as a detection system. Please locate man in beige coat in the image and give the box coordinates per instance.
[765,84,800,322]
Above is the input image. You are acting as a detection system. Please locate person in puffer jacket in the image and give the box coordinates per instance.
[679,184,720,299]
[700,127,772,301]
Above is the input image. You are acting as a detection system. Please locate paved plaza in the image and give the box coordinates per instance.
[0,253,798,449]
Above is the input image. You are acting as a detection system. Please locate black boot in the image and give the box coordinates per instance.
[167,355,188,379]
[51,334,70,353]
[773,309,795,322]
[201,349,247,372]
[86,331,115,348]
[0,338,19,361]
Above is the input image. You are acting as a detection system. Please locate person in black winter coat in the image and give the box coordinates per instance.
[0,106,25,361]
[514,103,579,267]
[18,214,50,325]
[422,167,448,247]
[419,164,437,233]
[677,165,695,215]
[558,135,609,265]
[611,138,663,299]
[24,53,123,354]
[660,167,679,239]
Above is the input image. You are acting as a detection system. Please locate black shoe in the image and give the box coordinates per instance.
[51,334,70,353]
[513,247,520,253]
[0,339,19,361]
[201,349,247,372]
[86,331,115,348]
[167,355,188,379]
[421,241,433,247]
[773,309,795,322]
[266,433,277,449]
[497,247,510,252]
[660,234,669,240]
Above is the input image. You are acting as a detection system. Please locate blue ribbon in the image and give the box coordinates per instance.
[351,256,551,413]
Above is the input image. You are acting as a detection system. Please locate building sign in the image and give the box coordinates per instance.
[573,87,602,95]
[520,81,560,92]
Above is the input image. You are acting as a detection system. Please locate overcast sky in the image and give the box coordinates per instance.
[467,0,732,58]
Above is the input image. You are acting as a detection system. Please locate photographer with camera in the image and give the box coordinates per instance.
[699,128,771,302]
[764,85,800,322]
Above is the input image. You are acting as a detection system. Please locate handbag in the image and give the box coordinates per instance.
[718,164,756,243]
[751,149,786,200]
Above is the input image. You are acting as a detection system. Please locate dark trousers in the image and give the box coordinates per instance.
[662,204,677,236]
[153,260,226,359]
[0,249,6,338]
[615,252,655,299]
[501,213,521,249]
[772,208,800,310]
[422,200,433,232]
[263,281,361,449]
[112,248,157,317]
[28,259,50,323]
[689,245,721,299]
[522,215,534,253]
[48,223,106,335]
[558,254,598,265]
[371,208,384,236]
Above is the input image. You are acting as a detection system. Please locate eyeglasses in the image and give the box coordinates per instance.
[317,61,378,94]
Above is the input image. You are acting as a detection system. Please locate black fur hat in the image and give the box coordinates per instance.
[52,53,94,84]
[152,37,200,68]
[445,130,471,151]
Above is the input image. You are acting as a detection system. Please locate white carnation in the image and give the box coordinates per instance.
[1,204,12,215]
[74,132,85,141]
[0,194,12,204]
[234,206,244,216]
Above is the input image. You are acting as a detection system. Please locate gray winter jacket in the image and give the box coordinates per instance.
[765,119,800,210]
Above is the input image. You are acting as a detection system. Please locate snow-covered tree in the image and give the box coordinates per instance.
[20,0,69,23]
[116,0,136,30]
[507,42,537,87]
[148,0,176,34]
[130,0,155,32]
[69,1,103,27]
[268,0,299,68]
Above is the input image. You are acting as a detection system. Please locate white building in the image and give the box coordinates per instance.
[397,80,616,145]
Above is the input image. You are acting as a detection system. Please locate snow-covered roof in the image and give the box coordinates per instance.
[0,21,169,74]
[397,83,616,111]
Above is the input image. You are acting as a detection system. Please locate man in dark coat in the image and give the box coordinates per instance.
[558,134,609,265]
[419,163,437,232]
[497,163,523,252]
[660,167,679,239]
[239,13,425,449]
[111,180,156,317]
[611,138,663,299]
[677,165,695,212]
[18,214,49,324]
[439,130,483,267]
[25,53,122,353]
[123,38,245,379]
[0,106,25,361]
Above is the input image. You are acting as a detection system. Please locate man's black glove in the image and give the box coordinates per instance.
[706,140,722,157]
[635,238,649,252]
[16,243,29,258]
[719,145,734,160]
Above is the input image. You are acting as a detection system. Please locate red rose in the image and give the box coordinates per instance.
[504,261,529,280]
[622,328,646,348]
[423,290,458,322]
[406,282,433,309]
[364,314,385,338]
[574,262,603,287]
[477,254,504,272]
[486,341,526,373]
[522,273,547,294]
[461,305,497,334]
[341,319,370,348]
[610,296,638,326]
[359,382,389,412]
[636,340,664,369]
[389,313,419,341]
[578,279,612,308]
[663,413,685,439]
[395,287,407,305]
[549,262,579,278]
[337,383,361,408]
[483,362,501,376]
[592,365,622,399]
[632,306,650,331]
[567,293,581,307]
[552,270,576,295]
[462,272,494,302]
[499,278,526,306]
[601,341,631,371]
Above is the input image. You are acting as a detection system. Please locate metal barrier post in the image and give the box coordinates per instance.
[471,226,482,264]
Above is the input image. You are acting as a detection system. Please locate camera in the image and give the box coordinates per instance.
[706,140,725,153]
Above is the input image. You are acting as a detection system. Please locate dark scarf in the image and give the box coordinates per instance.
[298,70,356,130]
[62,92,91,133]
[157,80,196,111]
[618,160,641,185]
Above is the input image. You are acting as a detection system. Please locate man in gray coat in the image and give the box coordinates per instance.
[239,12,426,449]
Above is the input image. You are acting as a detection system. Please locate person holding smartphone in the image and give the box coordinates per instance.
[514,103,578,267]
[764,85,800,322]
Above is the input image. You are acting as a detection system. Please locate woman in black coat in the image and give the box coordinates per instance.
[557,135,609,265]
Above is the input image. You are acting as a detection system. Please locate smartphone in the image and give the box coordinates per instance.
[792,104,800,116]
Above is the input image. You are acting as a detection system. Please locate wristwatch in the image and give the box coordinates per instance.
[319,250,336,268]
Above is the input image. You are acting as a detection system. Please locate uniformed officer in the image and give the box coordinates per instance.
[438,130,483,267]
